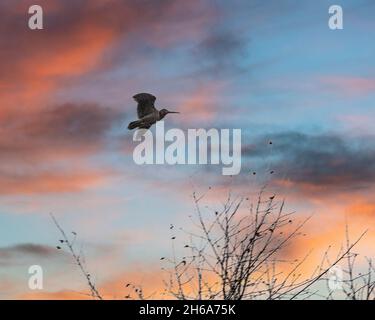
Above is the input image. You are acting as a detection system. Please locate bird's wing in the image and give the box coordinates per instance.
[133,93,157,119]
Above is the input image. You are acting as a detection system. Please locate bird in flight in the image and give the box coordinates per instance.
[127,93,179,130]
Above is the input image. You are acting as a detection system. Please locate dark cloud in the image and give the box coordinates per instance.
[192,28,250,77]
[198,30,247,60]
[0,103,123,163]
[2,244,56,256]
[0,103,122,195]
[243,132,375,191]
[0,243,66,266]
[22,103,122,145]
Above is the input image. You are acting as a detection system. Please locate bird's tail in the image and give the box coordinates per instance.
[127,120,142,130]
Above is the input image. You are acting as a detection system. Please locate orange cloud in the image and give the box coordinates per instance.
[170,82,227,124]
[276,197,375,276]
[19,290,91,300]
[0,103,120,195]
[0,0,217,110]
[0,169,109,195]
[345,201,375,219]
[0,0,218,195]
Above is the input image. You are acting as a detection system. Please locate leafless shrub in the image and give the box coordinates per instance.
[51,188,373,300]
[162,188,369,300]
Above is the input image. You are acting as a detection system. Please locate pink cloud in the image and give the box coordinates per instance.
[320,76,375,96]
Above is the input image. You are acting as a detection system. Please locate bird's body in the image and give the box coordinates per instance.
[127,93,179,130]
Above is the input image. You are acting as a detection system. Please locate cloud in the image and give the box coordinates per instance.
[175,82,227,124]
[0,103,122,154]
[243,131,375,192]
[1,0,129,114]
[18,290,90,300]
[0,244,57,257]
[0,169,110,195]
[0,243,67,267]
[320,76,375,96]
[0,0,221,195]
[191,28,250,78]
[0,0,217,116]
[346,201,375,219]
[0,103,122,195]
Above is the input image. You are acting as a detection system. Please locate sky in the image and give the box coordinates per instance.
[0,0,375,299]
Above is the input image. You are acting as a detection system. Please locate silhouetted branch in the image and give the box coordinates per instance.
[50,213,103,300]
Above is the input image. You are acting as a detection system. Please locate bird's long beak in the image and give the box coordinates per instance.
[167,111,180,114]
